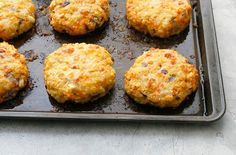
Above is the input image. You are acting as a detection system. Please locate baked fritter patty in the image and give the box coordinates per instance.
[48,0,110,35]
[124,48,199,108]
[126,0,192,38]
[0,0,36,41]
[44,43,116,104]
[0,42,29,104]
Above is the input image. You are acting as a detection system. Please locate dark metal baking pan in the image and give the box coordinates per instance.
[0,0,226,122]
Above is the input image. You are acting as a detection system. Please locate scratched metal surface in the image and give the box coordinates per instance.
[0,0,207,117]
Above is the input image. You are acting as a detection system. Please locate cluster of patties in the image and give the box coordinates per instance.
[48,0,110,35]
[0,0,192,39]
[0,42,29,104]
[0,41,199,109]
[126,0,192,38]
[0,0,36,40]
[124,49,199,108]
[44,43,116,104]
[0,0,198,109]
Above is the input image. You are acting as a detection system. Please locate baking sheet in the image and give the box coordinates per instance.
[0,0,225,122]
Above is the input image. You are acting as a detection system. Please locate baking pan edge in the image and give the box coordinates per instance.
[197,0,226,122]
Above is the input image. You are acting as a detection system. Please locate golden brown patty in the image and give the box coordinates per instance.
[124,48,199,108]
[0,0,36,41]
[44,43,116,104]
[126,0,192,38]
[48,0,110,35]
[0,42,29,104]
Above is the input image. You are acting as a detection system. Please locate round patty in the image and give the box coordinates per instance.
[0,42,29,104]
[48,0,110,35]
[0,0,36,41]
[126,0,192,38]
[44,43,116,104]
[124,48,199,108]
